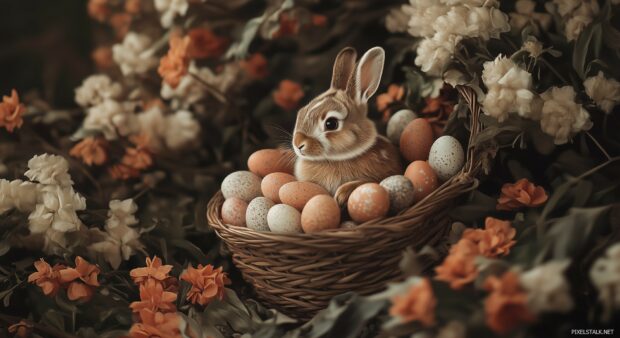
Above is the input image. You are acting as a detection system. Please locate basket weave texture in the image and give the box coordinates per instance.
[207,86,483,320]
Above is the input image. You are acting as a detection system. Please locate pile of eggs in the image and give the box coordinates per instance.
[219,109,465,234]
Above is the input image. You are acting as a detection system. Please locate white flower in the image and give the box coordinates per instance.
[590,243,620,320]
[0,179,38,214]
[88,225,143,269]
[385,6,411,33]
[164,110,201,150]
[161,63,208,108]
[565,14,592,41]
[584,72,620,113]
[520,260,574,314]
[42,228,70,256]
[444,69,467,87]
[552,0,582,17]
[112,32,158,76]
[406,1,450,38]
[522,39,543,58]
[137,106,167,150]
[84,99,140,140]
[481,56,536,122]
[510,0,552,32]
[415,33,462,77]
[25,154,73,187]
[28,185,86,234]
[75,74,122,107]
[434,6,510,40]
[540,86,592,144]
[106,199,138,229]
[436,321,466,338]
[154,0,189,28]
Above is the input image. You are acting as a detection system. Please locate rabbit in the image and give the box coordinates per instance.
[292,46,402,196]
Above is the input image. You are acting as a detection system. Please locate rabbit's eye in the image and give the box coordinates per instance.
[324,117,339,131]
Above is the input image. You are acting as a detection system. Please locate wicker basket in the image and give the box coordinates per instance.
[207,86,483,320]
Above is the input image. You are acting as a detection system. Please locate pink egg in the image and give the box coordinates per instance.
[301,195,341,233]
[404,161,438,203]
[221,197,248,227]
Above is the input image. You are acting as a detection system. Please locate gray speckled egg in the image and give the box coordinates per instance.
[428,136,465,181]
[340,221,358,229]
[380,175,415,213]
[267,204,302,233]
[387,109,417,144]
[246,197,274,231]
[221,171,262,202]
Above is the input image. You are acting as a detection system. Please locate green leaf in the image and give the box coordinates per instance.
[170,239,208,263]
[573,22,603,79]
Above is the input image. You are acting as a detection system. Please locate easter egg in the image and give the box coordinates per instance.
[341,221,358,229]
[279,181,330,211]
[248,149,294,177]
[221,197,248,227]
[301,195,341,233]
[380,175,415,213]
[221,171,262,202]
[404,161,438,203]
[400,118,434,162]
[245,197,274,231]
[261,172,296,203]
[387,109,417,144]
[428,136,465,181]
[347,183,390,223]
[267,204,302,233]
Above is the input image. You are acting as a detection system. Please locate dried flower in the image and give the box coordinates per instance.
[88,225,143,269]
[25,154,73,187]
[273,12,299,38]
[28,185,86,234]
[522,39,543,58]
[180,264,230,306]
[92,46,114,69]
[27,259,64,297]
[240,53,268,80]
[311,14,328,26]
[110,13,132,39]
[419,87,455,136]
[590,243,620,321]
[497,178,548,210]
[0,89,26,133]
[129,309,183,338]
[8,319,33,338]
[584,71,620,114]
[58,256,100,301]
[125,0,142,15]
[130,256,173,286]
[154,0,189,28]
[158,35,191,88]
[435,238,480,289]
[273,80,304,111]
[187,28,228,59]
[113,33,158,76]
[130,280,177,313]
[540,86,592,145]
[389,278,437,327]
[484,271,536,334]
[376,84,405,119]
[463,217,516,258]
[87,0,109,22]
[84,99,140,140]
[415,32,462,77]
[520,260,574,314]
[70,137,107,166]
[0,179,38,214]
[75,74,122,108]
[109,164,141,180]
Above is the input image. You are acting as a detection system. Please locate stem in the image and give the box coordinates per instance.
[0,314,79,338]
[586,131,612,160]
[540,58,568,84]
[188,72,227,104]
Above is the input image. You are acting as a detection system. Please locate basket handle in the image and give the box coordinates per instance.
[456,85,483,177]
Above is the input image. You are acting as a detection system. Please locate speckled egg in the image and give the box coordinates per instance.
[245,197,274,231]
[400,118,434,162]
[404,161,438,203]
[347,183,390,223]
[428,136,465,181]
[248,149,294,177]
[301,195,341,233]
[380,175,415,214]
[221,197,248,227]
[267,204,302,233]
[387,109,417,144]
[221,171,262,202]
[341,221,358,229]
[279,181,330,211]
[261,172,296,203]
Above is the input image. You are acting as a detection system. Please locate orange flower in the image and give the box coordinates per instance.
[110,13,132,39]
[109,163,140,180]
[130,256,173,286]
[435,239,480,289]
[240,53,268,80]
[273,80,304,111]
[58,256,100,301]
[8,320,33,338]
[87,0,109,22]
[464,217,516,258]
[187,28,228,59]
[70,137,107,166]
[497,178,548,211]
[129,309,182,338]
[125,0,141,15]
[158,35,190,88]
[130,280,177,313]
[376,84,405,121]
[273,12,299,38]
[0,89,26,133]
[27,259,64,297]
[180,264,230,306]
[92,46,114,69]
[311,14,328,27]
[122,133,153,171]
[419,86,456,137]
[389,278,437,327]
[484,271,536,334]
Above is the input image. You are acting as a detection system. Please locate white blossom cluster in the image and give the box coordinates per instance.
[539,86,592,144]
[83,99,140,140]
[75,74,122,108]
[509,0,552,33]
[584,71,620,114]
[547,0,600,41]
[154,0,189,28]
[520,260,574,314]
[137,106,201,151]
[590,243,620,321]
[112,32,158,76]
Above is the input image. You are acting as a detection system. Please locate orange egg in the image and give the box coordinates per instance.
[248,149,294,177]
[261,172,296,203]
[279,181,330,211]
[301,195,341,233]
[400,118,434,162]
[221,197,248,227]
[404,161,438,203]
[347,183,390,223]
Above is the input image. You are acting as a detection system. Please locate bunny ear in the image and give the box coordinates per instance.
[347,47,385,104]
[331,47,357,90]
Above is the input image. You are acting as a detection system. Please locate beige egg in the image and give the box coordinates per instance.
[221,171,262,202]
[245,197,274,231]
[221,197,248,227]
[380,175,415,214]
[400,118,434,162]
[248,149,294,177]
[347,183,390,223]
[261,172,296,203]
[404,161,438,203]
[267,204,302,233]
[279,181,330,211]
[301,195,341,233]
[387,109,417,144]
[428,136,465,181]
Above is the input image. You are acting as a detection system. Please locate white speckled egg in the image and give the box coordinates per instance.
[245,197,274,231]
[380,175,415,214]
[267,204,302,233]
[387,109,417,144]
[221,171,262,202]
[428,136,465,181]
